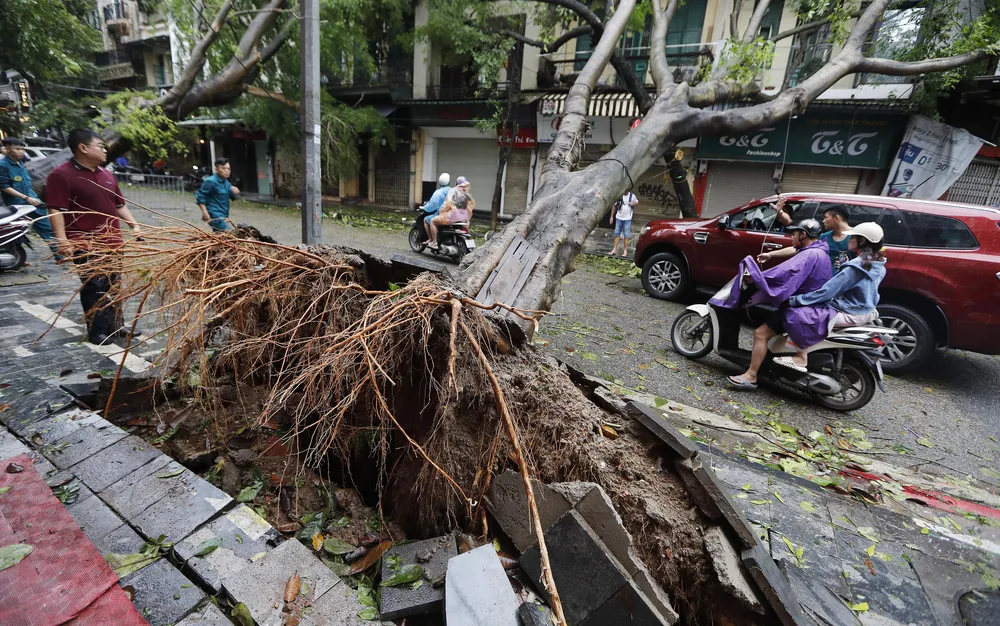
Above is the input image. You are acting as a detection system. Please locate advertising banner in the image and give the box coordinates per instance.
[881,115,984,199]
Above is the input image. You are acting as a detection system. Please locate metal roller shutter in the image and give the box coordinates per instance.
[503,149,533,216]
[946,160,1000,205]
[781,165,861,195]
[702,162,776,217]
[437,139,499,211]
[631,163,683,223]
[373,141,410,207]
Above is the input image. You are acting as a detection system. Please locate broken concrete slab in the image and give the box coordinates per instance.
[45,420,128,469]
[445,544,519,626]
[584,583,674,626]
[130,469,233,543]
[224,538,340,626]
[380,535,456,620]
[99,454,175,518]
[741,543,809,626]
[487,470,572,552]
[120,557,206,626]
[175,504,279,593]
[520,510,670,626]
[22,407,102,448]
[703,526,763,613]
[175,601,233,626]
[300,584,370,626]
[626,401,699,460]
[777,560,861,626]
[66,487,130,547]
[69,434,165,492]
[93,522,147,557]
[674,457,757,549]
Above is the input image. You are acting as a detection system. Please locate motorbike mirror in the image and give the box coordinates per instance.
[718,215,730,230]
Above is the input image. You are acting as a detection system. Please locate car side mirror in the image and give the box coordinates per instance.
[717,215,730,230]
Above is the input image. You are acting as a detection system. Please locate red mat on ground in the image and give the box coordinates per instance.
[0,453,147,626]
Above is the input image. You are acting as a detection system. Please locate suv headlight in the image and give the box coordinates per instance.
[640,225,651,236]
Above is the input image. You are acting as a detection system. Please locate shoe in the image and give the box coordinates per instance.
[115,327,143,338]
[773,356,808,373]
[88,334,111,345]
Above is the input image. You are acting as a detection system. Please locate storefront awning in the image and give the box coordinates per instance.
[538,92,640,118]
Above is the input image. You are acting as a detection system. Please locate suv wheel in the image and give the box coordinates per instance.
[874,303,935,373]
[641,252,689,301]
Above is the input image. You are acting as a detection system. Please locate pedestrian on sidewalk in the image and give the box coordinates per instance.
[44,129,144,345]
[196,158,240,232]
[609,191,638,257]
[0,137,57,253]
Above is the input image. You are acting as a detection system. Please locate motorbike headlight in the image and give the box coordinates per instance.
[640,225,651,236]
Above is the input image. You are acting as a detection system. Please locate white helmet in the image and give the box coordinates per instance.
[438,173,451,187]
[843,222,884,244]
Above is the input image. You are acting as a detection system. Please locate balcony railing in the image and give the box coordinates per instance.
[96,49,133,67]
[328,66,412,89]
[785,43,833,88]
[103,1,131,22]
[425,82,507,100]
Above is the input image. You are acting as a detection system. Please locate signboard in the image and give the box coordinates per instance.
[880,115,984,199]
[498,127,537,148]
[699,113,904,169]
[536,112,611,144]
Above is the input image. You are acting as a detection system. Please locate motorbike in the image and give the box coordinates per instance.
[183,165,208,192]
[0,204,36,272]
[408,206,476,263]
[670,276,895,412]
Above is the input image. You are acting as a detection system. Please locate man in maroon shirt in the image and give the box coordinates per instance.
[45,129,143,344]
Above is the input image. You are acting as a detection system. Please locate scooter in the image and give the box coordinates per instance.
[0,204,36,272]
[670,276,895,412]
[408,206,476,263]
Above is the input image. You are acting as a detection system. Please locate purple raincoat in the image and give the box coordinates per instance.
[709,240,836,348]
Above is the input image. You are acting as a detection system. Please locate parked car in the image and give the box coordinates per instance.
[634,193,1000,372]
[22,147,62,161]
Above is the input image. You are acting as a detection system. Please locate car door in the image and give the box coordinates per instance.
[697,202,795,285]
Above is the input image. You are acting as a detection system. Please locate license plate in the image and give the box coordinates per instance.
[465,239,476,249]
[875,359,884,381]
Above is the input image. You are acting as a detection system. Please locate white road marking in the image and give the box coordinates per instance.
[15,300,82,331]
[83,342,153,374]
[13,346,35,357]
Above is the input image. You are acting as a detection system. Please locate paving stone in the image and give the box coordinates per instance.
[224,538,340,626]
[741,543,809,626]
[487,470,573,552]
[131,469,233,543]
[301,584,369,626]
[675,456,757,549]
[67,487,129,546]
[521,510,670,626]
[777,560,861,626]
[100,454,179,519]
[69,435,165,493]
[175,601,234,626]
[582,583,670,626]
[380,535,456,620]
[175,504,280,592]
[0,426,30,459]
[704,526,764,612]
[45,420,128,469]
[517,603,553,626]
[22,408,103,449]
[93,522,147,557]
[445,544,520,626]
[626,400,699,459]
[121,558,206,626]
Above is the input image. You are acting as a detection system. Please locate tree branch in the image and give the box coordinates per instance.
[770,11,862,42]
[649,0,680,91]
[245,84,297,107]
[160,0,234,107]
[845,0,894,52]
[502,26,592,53]
[257,18,295,65]
[858,50,990,75]
[236,0,287,62]
[730,0,743,39]
[742,0,772,43]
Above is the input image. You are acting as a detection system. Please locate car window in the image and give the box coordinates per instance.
[878,209,911,247]
[900,211,979,249]
[818,202,883,228]
[729,200,805,232]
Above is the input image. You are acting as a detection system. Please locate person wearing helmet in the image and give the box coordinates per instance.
[759,205,854,272]
[774,223,888,370]
[421,173,453,230]
[427,177,473,249]
[711,218,832,389]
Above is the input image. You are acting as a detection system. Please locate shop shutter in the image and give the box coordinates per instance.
[702,162,776,217]
[437,138,499,212]
[373,141,410,207]
[503,149,533,216]
[945,160,1000,205]
[631,163,684,223]
[780,165,861,195]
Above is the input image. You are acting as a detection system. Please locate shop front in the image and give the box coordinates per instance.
[697,111,906,217]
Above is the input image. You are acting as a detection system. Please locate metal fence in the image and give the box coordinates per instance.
[113,172,191,212]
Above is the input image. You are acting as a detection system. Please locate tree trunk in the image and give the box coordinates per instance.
[668,156,696,217]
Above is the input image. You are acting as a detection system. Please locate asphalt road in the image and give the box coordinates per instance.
[134,200,1000,483]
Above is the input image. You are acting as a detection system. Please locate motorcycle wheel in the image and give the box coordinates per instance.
[811,356,876,412]
[408,227,425,252]
[0,243,27,272]
[670,310,713,359]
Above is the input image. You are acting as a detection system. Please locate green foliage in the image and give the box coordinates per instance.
[717,38,777,83]
[0,0,99,81]
[95,91,188,160]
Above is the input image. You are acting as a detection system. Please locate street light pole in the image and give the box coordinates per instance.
[300,0,322,244]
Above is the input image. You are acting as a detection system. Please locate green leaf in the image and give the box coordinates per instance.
[581,352,600,362]
[0,544,33,571]
[357,582,377,608]
[781,536,796,555]
[920,527,930,535]
[653,397,668,408]
[323,537,355,556]
[980,467,1000,481]
[741,484,753,492]
[331,516,350,528]
[236,482,263,503]
[0,487,10,495]
[989,435,998,444]
[157,468,185,479]
[857,527,880,543]
[232,602,254,626]
[800,501,818,513]
[357,608,379,621]
[773,491,785,504]
[380,564,423,587]
[388,282,401,292]
[849,602,869,612]
[916,438,934,448]
[234,533,243,544]
[297,512,326,546]
[193,537,222,557]
[750,499,769,505]
[734,493,748,499]
[866,544,876,556]
[105,551,159,577]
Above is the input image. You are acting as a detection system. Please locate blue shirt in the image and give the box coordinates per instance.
[423,185,452,216]
[195,173,234,218]
[0,155,39,206]
[790,258,886,315]
[819,230,854,272]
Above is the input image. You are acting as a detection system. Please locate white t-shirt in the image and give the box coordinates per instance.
[615,192,637,221]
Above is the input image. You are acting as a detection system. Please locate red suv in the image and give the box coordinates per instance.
[634,193,1000,372]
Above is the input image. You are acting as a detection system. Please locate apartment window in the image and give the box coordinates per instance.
[860,5,924,85]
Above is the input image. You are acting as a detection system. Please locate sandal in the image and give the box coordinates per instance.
[773,356,807,373]
[727,375,758,390]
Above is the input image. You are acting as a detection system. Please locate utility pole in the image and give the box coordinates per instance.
[300,0,322,244]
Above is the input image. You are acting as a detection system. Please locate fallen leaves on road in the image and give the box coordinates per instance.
[0,544,32,571]
[849,601,870,612]
[348,540,392,576]
[193,537,222,557]
[232,602,254,626]
[284,573,300,602]
[106,551,159,577]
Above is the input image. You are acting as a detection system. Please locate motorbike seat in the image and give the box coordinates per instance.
[445,222,470,228]
[0,205,15,219]
[831,326,899,336]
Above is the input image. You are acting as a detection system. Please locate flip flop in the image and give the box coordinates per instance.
[773,356,808,373]
[727,375,758,390]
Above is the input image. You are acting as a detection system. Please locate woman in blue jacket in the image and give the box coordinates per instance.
[775,222,887,371]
